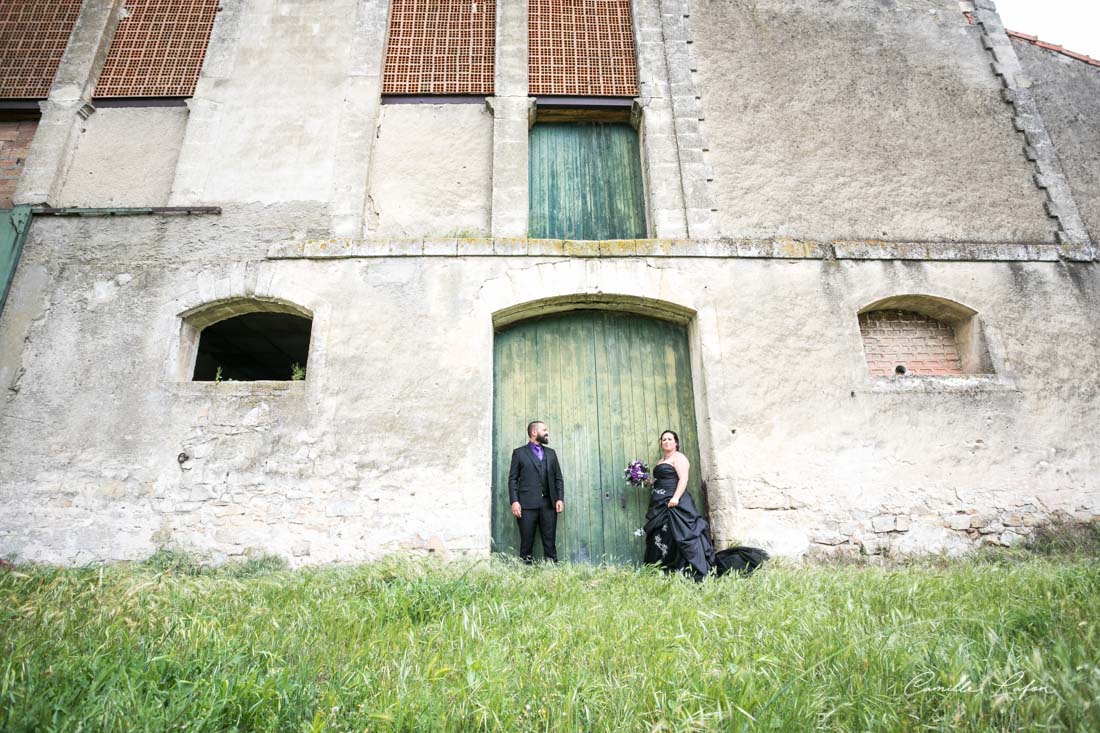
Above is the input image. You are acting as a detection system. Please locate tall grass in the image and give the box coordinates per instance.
[1,549,1097,732]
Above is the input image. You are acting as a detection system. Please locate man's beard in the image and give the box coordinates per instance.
[538,434,550,445]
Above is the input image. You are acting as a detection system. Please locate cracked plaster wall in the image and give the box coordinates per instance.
[1,216,1097,564]
[365,104,493,238]
[2,0,1099,566]
[1012,39,1100,246]
[57,107,188,207]
[689,0,1056,243]
[169,0,368,208]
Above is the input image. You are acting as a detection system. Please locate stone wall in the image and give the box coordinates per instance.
[57,107,188,207]
[1,217,1097,564]
[1012,38,1100,246]
[366,103,493,238]
[168,0,386,213]
[689,0,1055,243]
[1,0,1097,566]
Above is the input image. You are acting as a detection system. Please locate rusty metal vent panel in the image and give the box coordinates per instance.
[530,0,638,97]
[95,0,218,98]
[383,0,496,95]
[0,0,82,99]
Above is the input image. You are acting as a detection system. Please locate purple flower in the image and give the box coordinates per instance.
[624,459,651,486]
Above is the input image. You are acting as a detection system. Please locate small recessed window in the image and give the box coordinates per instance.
[192,312,312,381]
[857,295,994,378]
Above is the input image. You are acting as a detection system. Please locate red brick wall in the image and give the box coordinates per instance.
[858,310,964,377]
[382,0,496,95]
[0,0,83,99]
[529,0,638,96]
[94,0,219,98]
[0,115,38,208]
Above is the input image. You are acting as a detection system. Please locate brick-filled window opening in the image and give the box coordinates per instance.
[859,310,964,377]
[529,0,638,97]
[0,0,83,99]
[382,0,495,95]
[192,312,313,382]
[94,0,219,98]
[0,113,39,208]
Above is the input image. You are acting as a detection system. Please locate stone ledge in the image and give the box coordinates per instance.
[168,380,307,397]
[860,374,1018,394]
[266,237,1092,262]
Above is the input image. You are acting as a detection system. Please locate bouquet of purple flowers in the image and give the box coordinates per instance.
[624,460,651,487]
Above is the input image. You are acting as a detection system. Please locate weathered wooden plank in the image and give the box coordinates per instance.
[529,123,647,241]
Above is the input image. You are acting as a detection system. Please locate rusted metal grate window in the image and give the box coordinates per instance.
[383,0,495,95]
[0,0,82,99]
[530,0,638,97]
[95,0,219,98]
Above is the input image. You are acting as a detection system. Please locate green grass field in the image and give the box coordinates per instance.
[1,536,1098,732]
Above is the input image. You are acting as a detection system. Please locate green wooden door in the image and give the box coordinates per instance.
[492,310,702,564]
[529,123,648,241]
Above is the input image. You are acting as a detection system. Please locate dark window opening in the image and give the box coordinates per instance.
[192,312,312,382]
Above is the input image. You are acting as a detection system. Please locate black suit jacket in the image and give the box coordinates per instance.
[508,443,565,509]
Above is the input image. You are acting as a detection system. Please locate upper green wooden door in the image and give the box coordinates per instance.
[529,122,648,241]
[492,310,702,564]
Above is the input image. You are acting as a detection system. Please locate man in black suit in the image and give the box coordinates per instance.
[508,420,565,563]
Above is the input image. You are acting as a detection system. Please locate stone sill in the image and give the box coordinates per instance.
[169,380,307,397]
[862,374,1018,394]
[267,237,1096,262]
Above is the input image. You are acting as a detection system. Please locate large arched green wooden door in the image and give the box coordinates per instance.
[492,310,702,564]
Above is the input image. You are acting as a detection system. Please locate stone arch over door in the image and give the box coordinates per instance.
[491,304,704,564]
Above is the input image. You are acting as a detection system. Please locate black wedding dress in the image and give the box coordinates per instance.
[643,462,768,581]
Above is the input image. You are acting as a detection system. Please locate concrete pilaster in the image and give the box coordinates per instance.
[632,0,687,239]
[168,0,243,206]
[337,0,391,237]
[489,0,530,238]
[14,0,122,206]
[659,0,716,239]
[633,0,717,239]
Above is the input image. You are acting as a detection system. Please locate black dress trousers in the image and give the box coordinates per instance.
[517,496,557,563]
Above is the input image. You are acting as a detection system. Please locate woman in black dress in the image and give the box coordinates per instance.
[643,430,768,580]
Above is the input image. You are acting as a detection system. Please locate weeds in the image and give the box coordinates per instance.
[1026,517,1100,556]
[0,552,1096,732]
